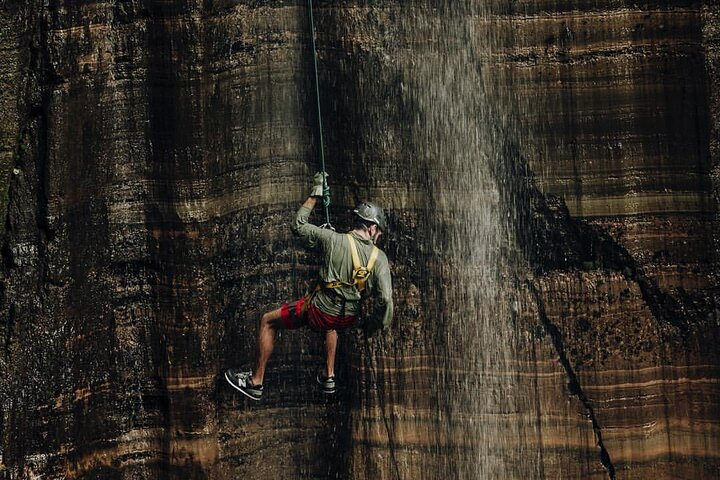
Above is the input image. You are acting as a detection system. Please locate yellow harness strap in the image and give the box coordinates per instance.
[322,234,379,293]
[346,233,379,294]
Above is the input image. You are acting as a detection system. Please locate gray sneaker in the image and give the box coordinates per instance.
[225,368,263,401]
[316,373,336,394]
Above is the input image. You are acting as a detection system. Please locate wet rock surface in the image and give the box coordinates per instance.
[0,1,718,479]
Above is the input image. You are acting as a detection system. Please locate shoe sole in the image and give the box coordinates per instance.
[316,376,336,394]
[225,370,262,401]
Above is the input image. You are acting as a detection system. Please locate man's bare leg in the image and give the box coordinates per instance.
[325,329,337,378]
[252,307,284,385]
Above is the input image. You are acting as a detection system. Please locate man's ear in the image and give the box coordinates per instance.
[370,225,382,244]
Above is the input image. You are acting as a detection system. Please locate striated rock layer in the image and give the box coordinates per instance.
[0,1,718,479]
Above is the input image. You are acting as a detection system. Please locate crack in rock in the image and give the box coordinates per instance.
[527,280,617,480]
[364,338,402,480]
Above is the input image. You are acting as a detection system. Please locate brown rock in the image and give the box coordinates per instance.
[0,1,718,479]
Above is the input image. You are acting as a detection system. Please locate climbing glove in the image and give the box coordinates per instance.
[311,171,329,198]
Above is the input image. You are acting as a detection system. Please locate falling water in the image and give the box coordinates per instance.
[415,8,535,480]
[348,2,540,478]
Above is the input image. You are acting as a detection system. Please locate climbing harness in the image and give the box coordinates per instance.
[307,0,332,229]
[321,234,380,294]
[302,235,377,319]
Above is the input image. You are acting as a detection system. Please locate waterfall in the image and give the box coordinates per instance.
[344,3,539,478]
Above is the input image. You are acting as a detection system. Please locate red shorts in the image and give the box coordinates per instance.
[280,296,357,331]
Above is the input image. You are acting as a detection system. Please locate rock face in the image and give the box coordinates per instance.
[0,1,718,479]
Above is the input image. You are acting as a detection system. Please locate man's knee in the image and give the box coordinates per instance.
[261,310,284,329]
[259,312,273,326]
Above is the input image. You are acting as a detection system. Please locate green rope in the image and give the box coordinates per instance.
[308,0,331,227]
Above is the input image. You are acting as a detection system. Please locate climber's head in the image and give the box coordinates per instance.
[353,201,387,244]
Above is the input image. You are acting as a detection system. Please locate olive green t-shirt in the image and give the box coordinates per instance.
[291,205,394,329]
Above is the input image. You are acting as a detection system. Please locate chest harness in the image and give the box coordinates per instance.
[319,234,380,295]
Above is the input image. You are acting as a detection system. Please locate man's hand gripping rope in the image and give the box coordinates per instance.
[311,171,334,230]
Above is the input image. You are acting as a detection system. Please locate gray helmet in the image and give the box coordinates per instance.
[353,201,388,232]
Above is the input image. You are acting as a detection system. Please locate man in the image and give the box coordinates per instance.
[225,173,394,401]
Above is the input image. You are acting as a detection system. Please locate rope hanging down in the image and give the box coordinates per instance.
[308,0,332,227]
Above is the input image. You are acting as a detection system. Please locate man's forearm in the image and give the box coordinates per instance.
[303,196,319,210]
[291,195,327,245]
